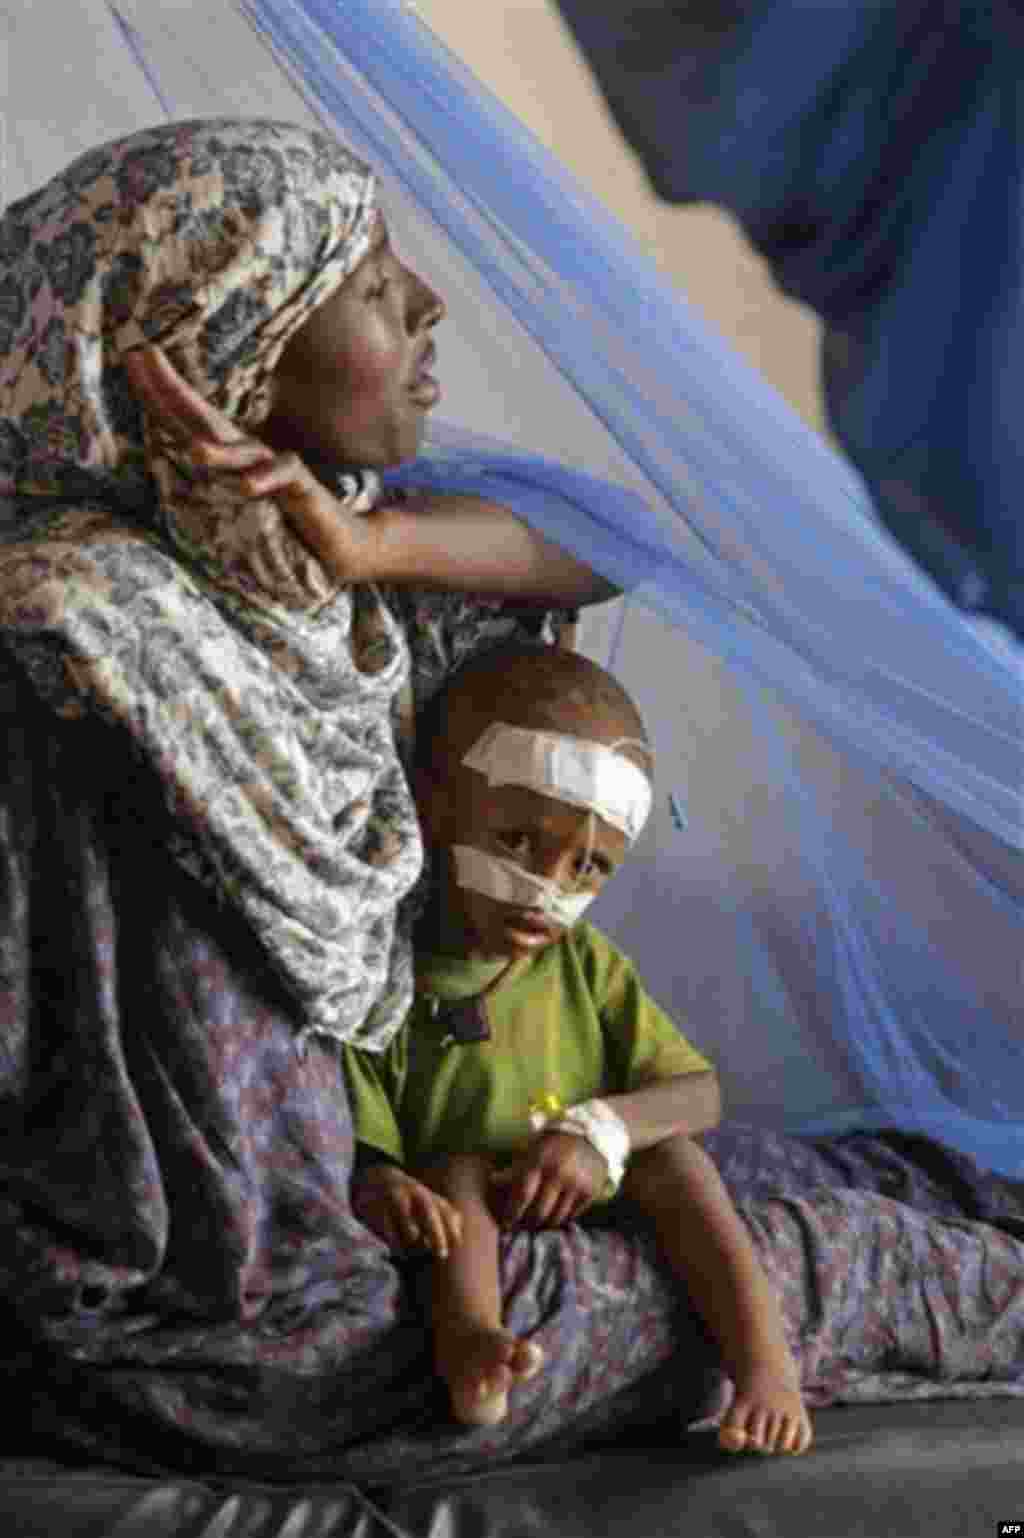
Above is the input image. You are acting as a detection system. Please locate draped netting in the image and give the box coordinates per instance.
[5,0,1022,1172]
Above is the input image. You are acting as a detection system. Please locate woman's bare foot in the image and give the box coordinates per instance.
[437,1323,545,1426]
[717,1368,813,1456]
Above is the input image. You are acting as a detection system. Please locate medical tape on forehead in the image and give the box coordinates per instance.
[462,724,652,842]
[452,845,596,927]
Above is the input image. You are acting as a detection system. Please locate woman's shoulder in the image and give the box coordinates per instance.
[382,584,572,714]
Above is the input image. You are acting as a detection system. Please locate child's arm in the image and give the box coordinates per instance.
[342,1041,461,1259]
[605,1069,721,1148]
[490,1071,720,1227]
[352,1157,462,1259]
[125,346,617,607]
[625,1134,813,1457]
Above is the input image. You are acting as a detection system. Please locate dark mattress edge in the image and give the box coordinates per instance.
[6,1398,1024,1537]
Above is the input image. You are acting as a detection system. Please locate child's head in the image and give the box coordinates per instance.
[416,644,652,960]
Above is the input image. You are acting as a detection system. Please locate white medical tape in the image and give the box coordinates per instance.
[451,844,596,928]
[534,1097,631,1195]
[461,724,652,842]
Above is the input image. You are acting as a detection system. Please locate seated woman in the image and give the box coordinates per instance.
[0,114,729,1482]
[2,117,1024,1487]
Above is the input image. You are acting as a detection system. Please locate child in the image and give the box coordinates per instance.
[344,643,813,1456]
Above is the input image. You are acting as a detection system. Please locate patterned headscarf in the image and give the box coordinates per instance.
[0,119,423,1050]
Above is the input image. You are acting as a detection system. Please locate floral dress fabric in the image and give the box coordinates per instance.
[2,121,1024,1486]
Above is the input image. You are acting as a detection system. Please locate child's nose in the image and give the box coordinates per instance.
[532,845,578,887]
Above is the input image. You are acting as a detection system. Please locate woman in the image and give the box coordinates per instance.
[2,118,1023,1484]
[0,115,715,1480]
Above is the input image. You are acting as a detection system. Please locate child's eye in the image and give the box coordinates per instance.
[575,852,612,882]
[496,832,531,862]
[366,275,390,301]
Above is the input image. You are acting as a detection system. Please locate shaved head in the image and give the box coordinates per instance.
[413,643,650,958]
[416,643,650,781]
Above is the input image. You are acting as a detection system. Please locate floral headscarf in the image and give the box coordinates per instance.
[0,119,423,1050]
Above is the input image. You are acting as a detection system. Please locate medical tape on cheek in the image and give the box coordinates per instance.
[451,845,596,926]
[461,725,652,841]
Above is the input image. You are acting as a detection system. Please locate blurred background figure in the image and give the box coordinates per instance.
[552,1,1024,641]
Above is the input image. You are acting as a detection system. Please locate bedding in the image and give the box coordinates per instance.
[3,603,1023,1480]
[2,651,1023,1477]
[7,1056,1024,1486]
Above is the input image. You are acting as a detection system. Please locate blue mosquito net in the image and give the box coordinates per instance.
[7,0,1023,1171]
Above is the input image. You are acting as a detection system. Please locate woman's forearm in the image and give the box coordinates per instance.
[363,494,619,606]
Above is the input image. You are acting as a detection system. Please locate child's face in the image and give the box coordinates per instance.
[421,723,642,961]
[449,780,628,960]
[263,216,445,467]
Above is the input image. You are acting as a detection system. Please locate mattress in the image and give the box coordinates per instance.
[7,1398,1024,1537]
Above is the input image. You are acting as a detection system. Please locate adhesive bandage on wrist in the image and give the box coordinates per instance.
[451,844,596,927]
[537,1097,631,1195]
[462,724,652,843]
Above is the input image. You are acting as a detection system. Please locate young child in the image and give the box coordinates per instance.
[344,644,813,1456]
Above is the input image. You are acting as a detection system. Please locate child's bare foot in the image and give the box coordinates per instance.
[437,1324,545,1426]
[717,1369,813,1456]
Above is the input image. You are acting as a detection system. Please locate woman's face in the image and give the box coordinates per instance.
[262,217,445,467]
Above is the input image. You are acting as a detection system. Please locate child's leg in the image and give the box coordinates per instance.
[622,1134,812,1456]
[420,1153,544,1425]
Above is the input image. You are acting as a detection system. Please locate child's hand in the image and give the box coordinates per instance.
[489,1132,609,1228]
[123,345,377,584]
[352,1165,463,1258]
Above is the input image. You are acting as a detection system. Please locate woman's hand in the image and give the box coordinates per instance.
[488,1131,609,1228]
[123,345,377,584]
[352,1163,463,1258]
[124,344,618,605]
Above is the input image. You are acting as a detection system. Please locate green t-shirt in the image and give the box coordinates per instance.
[342,922,712,1169]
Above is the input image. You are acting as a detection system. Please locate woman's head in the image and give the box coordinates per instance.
[0,119,445,501]
[263,213,444,467]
